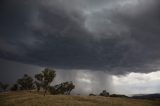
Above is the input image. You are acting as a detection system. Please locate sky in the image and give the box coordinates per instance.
[0,0,160,95]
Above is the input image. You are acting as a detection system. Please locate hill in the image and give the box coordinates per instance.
[0,92,160,106]
[132,94,160,99]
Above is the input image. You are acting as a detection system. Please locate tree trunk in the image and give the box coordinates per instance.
[44,89,47,96]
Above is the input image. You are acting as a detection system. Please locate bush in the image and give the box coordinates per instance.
[10,84,18,91]
[89,94,96,96]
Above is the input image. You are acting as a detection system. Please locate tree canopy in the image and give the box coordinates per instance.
[49,81,75,95]
[35,68,56,96]
[17,74,34,90]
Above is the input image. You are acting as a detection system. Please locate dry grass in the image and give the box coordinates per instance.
[0,92,160,106]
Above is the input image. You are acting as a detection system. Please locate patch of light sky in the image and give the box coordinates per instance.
[112,71,160,95]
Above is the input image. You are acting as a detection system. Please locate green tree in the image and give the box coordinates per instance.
[35,68,56,96]
[17,74,34,91]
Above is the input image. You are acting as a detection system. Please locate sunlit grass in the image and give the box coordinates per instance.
[0,91,160,106]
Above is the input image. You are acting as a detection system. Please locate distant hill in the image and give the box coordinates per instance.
[132,94,160,99]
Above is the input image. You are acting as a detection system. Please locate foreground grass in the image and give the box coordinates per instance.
[0,92,160,106]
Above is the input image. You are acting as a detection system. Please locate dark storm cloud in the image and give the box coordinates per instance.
[0,59,42,84]
[1,0,160,74]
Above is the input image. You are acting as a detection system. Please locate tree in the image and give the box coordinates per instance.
[10,84,18,91]
[0,82,9,92]
[35,68,56,96]
[49,81,75,95]
[34,73,43,92]
[34,81,41,92]
[99,90,109,97]
[17,74,34,91]
[64,81,75,95]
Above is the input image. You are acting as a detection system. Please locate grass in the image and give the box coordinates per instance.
[0,91,160,106]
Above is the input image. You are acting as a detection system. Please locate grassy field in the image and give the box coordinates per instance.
[0,92,160,106]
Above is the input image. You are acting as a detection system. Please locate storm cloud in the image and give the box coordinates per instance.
[1,0,160,74]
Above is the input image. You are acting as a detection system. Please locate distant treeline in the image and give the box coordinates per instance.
[89,90,128,98]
